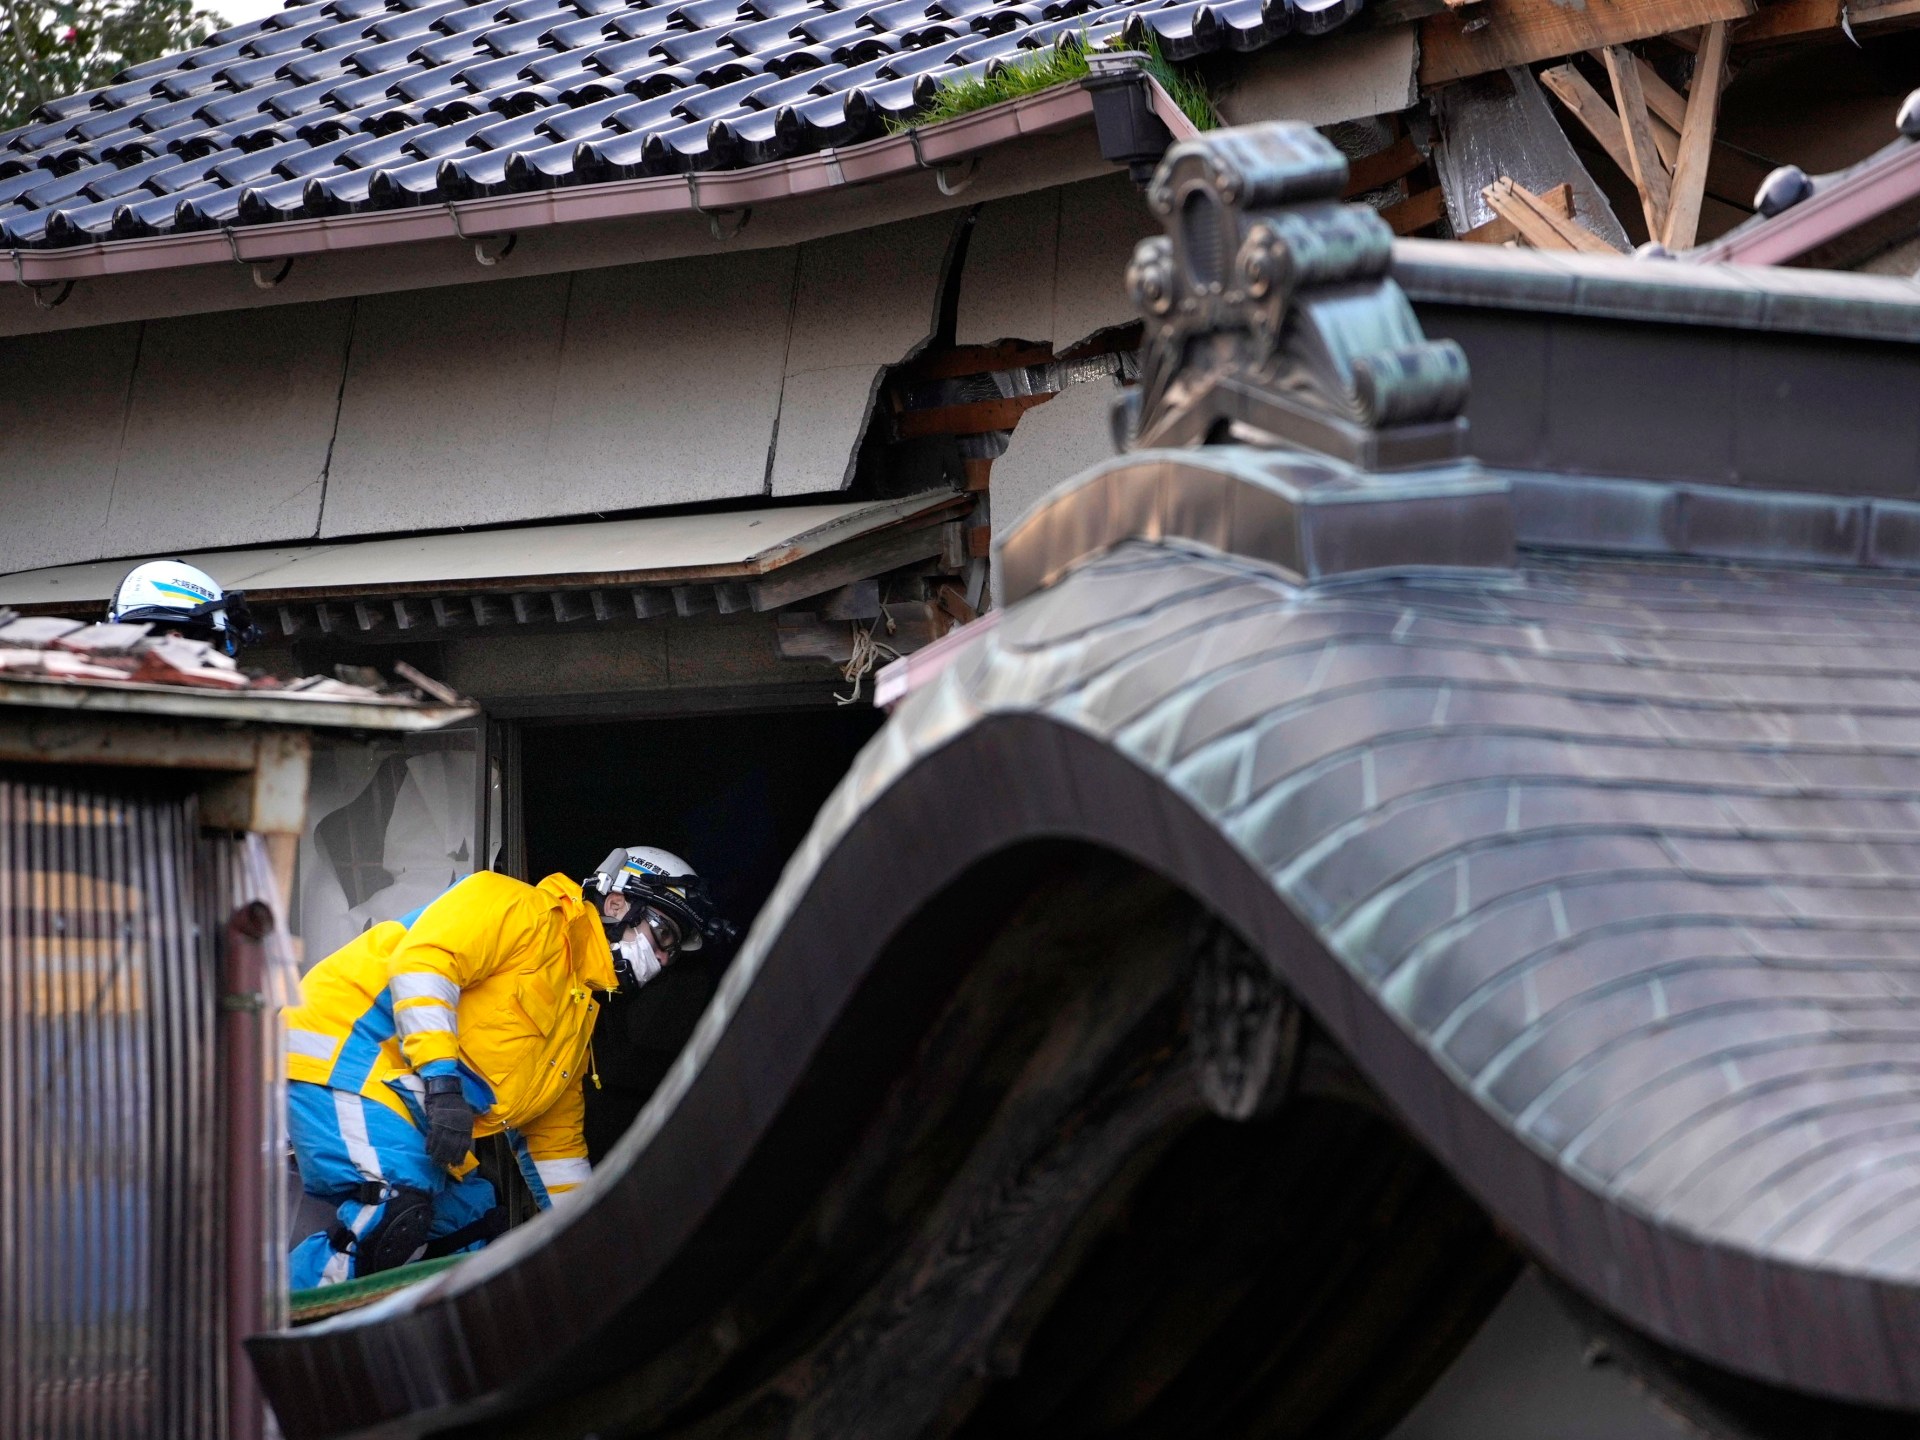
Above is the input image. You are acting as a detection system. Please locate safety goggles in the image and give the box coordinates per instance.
[638,907,682,959]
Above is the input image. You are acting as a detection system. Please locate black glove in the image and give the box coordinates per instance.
[423,1075,474,1167]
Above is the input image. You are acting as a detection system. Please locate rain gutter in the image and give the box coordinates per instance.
[3,78,1114,289]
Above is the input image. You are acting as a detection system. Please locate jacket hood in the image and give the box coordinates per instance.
[538,873,618,993]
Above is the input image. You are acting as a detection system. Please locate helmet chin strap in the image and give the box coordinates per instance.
[613,928,663,989]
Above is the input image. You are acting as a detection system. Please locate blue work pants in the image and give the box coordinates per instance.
[287,1080,496,1290]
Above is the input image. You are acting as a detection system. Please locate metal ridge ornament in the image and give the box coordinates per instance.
[1116,122,1472,471]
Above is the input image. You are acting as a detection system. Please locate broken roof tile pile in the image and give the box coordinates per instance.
[0,0,1358,247]
[0,612,394,700]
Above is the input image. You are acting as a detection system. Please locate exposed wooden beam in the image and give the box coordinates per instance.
[1734,0,1920,47]
[1542,58,1768,211]
[1662,21,1729,249]
[1482,177,1623,252]
[1460,182,1575,243]
[1383,186,1448,235]
[1343,135,1425,197]
[748,521,956,612]
[1419,0,1752,87]
[1539,64,1635,175]
[894,392,1053,438]
[1602,44,1673,238]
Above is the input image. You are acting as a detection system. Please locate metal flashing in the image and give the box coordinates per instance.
[1393,236,1920,344]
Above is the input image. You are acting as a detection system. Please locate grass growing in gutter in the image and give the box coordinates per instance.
[895,32,1217,135]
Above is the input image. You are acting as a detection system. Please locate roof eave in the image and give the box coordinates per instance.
[6,80,1100,289]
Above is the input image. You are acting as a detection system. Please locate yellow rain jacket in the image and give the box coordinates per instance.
[285,871,614,1205]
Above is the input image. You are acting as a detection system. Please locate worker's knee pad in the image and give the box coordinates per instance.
[337,1187,435,1276]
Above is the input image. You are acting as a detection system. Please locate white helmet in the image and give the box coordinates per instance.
[584,846,720,954]
[107,560,260,655]
[583,845,736,989]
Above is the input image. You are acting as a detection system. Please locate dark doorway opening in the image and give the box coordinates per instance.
[518,706,885,1160]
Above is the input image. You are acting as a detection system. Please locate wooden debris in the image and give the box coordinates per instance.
[1383,185,1449,234]
[1419,0,1752,87]
[1602,44,1673,237]
[1542,59,1768,212]
[1662,21,1729,249]
[1482,177,1624,251]
[1539,64,1637,175]
[1460,181,1576,242]
[1430,66,1631,248]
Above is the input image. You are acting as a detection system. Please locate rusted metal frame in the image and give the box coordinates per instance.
[222,901,273,1440]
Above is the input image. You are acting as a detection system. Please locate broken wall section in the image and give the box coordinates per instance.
[0,211,959,575]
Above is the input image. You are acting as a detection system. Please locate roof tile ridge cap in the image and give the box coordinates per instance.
[1693,133,1920,265]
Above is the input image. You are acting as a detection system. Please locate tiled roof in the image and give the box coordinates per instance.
[0,0,1358,248]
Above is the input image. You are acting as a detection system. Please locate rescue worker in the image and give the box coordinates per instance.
[106,558,262,656]
[284,846,727,1288]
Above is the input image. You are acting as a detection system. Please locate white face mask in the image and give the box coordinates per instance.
[615,926,663,989]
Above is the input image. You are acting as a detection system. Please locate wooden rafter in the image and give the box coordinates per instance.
[1662,21,1730,248]
[1541,58,1770,212]
[1539,64,1636,175]
[1418,0,1752,87]
[1482,177,1624,252]
[1343,136,1426,197]
[1383,186,1449,235]
[1602,44,1673,238]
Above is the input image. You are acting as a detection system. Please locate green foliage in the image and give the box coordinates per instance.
[897,31,1217,135]
[1,0,224,132]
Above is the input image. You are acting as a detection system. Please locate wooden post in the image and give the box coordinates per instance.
[1662,22,1730,249]
[223,901,275,1440]
[1602,44,1673,238]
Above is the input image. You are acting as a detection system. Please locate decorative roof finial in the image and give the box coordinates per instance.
[1116,122,1471,473]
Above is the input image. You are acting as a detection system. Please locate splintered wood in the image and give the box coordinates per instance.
[1602,44,1673,238]
[1481,177,1624,251]
[1461,181,1573,242]
[1539,56,1769,217]
[1661,21,1729,248]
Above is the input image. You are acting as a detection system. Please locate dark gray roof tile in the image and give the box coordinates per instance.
[4,0,1365,246]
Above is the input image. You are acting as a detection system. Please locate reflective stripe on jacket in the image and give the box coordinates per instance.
[285,871,614,1198]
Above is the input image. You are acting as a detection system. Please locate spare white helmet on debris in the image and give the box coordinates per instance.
[106,559,260,656]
